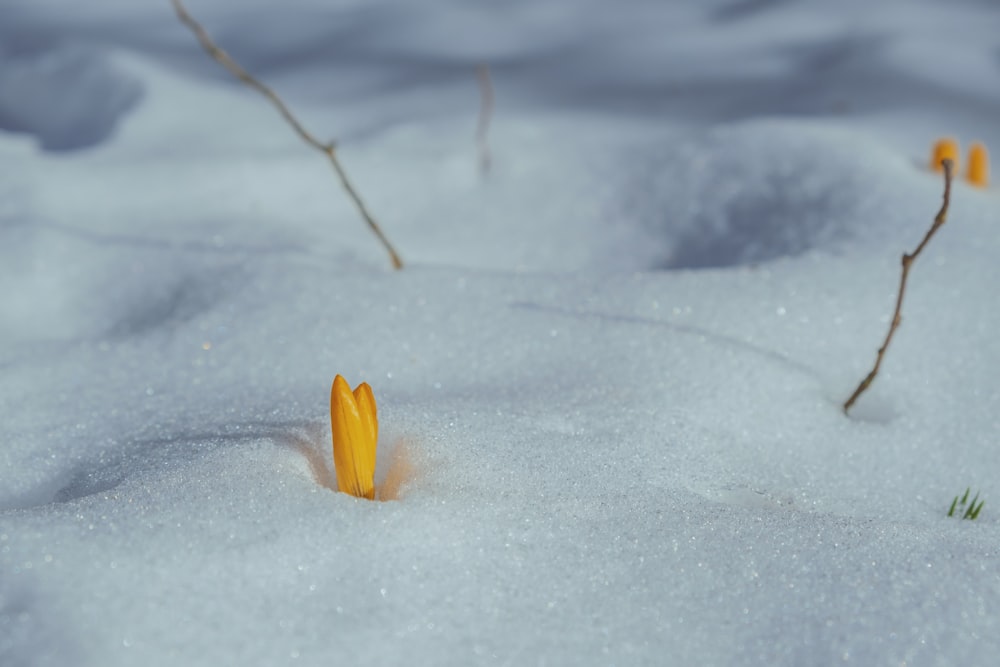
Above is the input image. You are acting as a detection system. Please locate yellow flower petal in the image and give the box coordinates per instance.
[966,142,989,188]
[353,382,378,450]
[330,375,378,499]
[930,137,959,173]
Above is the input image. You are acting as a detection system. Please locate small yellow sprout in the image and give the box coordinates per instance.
[930,137,960,173]
[330,375,378,499]
[966,142,989,188]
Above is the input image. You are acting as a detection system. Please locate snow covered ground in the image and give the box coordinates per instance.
[3,1,1000,665]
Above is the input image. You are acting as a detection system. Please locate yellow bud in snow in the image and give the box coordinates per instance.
[930,137,959,174]
[966,142,989,188]
[330,375,378,499]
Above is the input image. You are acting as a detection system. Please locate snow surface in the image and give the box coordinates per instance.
[3,1,1000,665]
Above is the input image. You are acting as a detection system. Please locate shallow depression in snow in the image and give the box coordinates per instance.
[620,120,922,270]
[0,43,142,151]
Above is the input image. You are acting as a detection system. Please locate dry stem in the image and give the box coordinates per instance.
[843,158,954,414]
[170,0,403,269]
[476,65,494,175]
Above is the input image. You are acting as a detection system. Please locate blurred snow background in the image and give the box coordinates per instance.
[2,1,1000,665]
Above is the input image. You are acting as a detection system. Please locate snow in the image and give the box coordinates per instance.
[2,1,1000,665]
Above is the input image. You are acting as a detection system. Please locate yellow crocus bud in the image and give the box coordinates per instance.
[966,142,989,188]
[330,375,379,499]
[930,137,960,173]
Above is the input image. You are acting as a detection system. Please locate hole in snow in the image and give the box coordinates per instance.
[620,121,897,270]
[281,424,419,502]
[0,43,142,151]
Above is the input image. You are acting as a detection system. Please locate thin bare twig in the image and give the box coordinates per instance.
[475,65,494,175]
[170,0,403,269]
[843,158,954,414]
